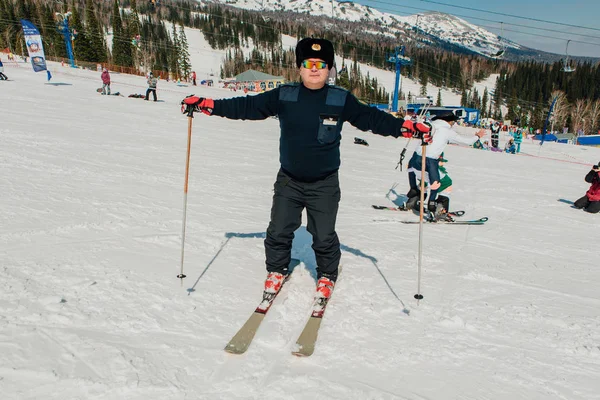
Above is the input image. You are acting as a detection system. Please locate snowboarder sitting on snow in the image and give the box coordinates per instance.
[573,163,600,213]
[406,112,485,212]
[505,138,516,154]
[473,139,488,150]
[0,58,7,80]
[101,68,110,95]
[145,72,158,101]
[180,37,431,300]
[414,152,454,221]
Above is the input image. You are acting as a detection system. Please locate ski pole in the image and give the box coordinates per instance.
[178,103,197,285]
[414,140,427,303]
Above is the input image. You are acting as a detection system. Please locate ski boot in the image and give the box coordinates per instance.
[264,271,287,294]
[433,206,455,222]
[316,276,335,300]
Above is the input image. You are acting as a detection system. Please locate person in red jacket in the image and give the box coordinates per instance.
[573,164,600,213]
[101,68,111,95]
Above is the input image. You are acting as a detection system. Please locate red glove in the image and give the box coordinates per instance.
[181,95,214,115]
[400,120,432,144]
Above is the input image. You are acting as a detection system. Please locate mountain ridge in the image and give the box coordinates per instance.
[204,0,598,63]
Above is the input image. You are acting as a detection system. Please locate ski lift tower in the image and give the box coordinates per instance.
[387,46,412,112]
[55,11,76,68]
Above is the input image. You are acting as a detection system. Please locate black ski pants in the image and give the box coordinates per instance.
[145,88,157,101]
[574,195,600,213]
[265,169,341,281]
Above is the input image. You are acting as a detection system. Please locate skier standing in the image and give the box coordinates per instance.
[101,68,110,95]
[573,163,600,213]
[490,122,501,150]
[405,113,485,212]
[181,37,430,299]
[0,58,8,80]
[514,128,523,153]
[145,72,158,101]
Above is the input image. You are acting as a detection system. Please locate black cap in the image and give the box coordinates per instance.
[432,112,459,122]
[295,38,335,70]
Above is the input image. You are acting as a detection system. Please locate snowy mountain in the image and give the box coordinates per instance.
[204,0,520,57]
[408,11,520,56]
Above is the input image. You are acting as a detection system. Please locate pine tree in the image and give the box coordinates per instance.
[169,23,180,79]
[419,71,428,96]
[40,4,66,59]
[85,0,107,62]
[129,0,141,37]
[69,0,89,62]
[481,88,489,118]
[178,24,191,80]
[128,0,142,70]
[460,90,468,107]
[436,89,442,106]
[111,0,129,66]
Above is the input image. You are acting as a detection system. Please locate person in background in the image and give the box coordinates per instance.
[505,137,516,154]
[414,152,455,221]
[514,128,523,153]
[0,58,8,80]
[191,71,197,86]
[573,163,600,213]
[145,72,158,101]
[406,112,485,212]
[180,37,431,302]
[490,121,501,150]
[101,68,110,95]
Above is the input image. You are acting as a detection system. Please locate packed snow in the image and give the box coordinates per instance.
[1,60,600,400]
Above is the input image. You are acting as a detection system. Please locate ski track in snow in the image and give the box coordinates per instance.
[1,62,600,399]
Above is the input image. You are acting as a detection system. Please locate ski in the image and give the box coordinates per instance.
[292,270,340,357]
[400,217,489,225]
[224,260,299,355]
[372,204,465,217]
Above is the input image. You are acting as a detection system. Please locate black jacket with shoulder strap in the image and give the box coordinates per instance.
[212,83,405,182]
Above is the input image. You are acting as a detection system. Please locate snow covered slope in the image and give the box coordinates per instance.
[1,62,599,400]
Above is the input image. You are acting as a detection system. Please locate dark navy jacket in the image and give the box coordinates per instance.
[212,83,405,182]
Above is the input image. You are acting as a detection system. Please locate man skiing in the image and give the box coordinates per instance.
[573,163,600,213]
[181,37,430,301]
[405,113,485,213]
[101,68,110,95]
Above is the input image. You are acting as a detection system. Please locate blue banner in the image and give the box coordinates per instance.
[20,19,47,72]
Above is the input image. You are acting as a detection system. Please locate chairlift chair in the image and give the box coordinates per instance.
[561,40,576,73]
[488,22,506,59]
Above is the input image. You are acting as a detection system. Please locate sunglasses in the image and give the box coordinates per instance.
[301,60,327,70]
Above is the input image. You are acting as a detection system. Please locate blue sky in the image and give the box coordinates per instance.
[355,0,600,57]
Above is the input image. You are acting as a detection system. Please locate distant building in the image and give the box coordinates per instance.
[230,69,285,92]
